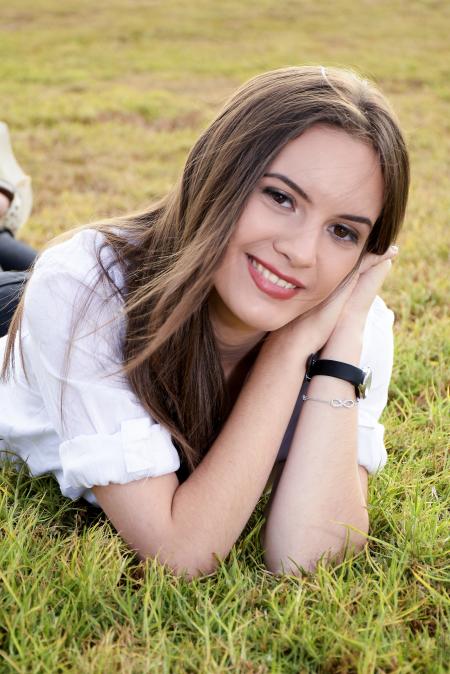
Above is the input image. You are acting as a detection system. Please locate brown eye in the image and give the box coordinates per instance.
[334,225,349,238]
[330,224,359,243]
[262,187,294,209]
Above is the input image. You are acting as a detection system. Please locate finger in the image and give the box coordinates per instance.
[383,244,399,261]
[344,258,393,315]
[359,245,399,274]
[333,270,360,301]
[362,258,393,293]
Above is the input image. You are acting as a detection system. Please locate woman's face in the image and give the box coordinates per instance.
[210,124,384,340]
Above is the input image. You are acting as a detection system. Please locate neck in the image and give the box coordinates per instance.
[216,334,263,377]
[208,292,265,380]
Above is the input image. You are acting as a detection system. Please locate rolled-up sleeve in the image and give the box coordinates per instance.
[59,419,180,490]
[357,296,395,475]
[20,231,180,501]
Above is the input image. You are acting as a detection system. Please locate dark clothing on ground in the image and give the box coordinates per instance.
[0,230,36,272]
[0,230,36,337]
[0,270,28,337]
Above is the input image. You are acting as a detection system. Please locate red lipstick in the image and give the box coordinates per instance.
[246,255,304,300]
[250,254,305,288]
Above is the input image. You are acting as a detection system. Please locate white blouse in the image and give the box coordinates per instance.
[0,229,394,506]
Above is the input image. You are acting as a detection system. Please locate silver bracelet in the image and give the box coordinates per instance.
[302,394,359,408]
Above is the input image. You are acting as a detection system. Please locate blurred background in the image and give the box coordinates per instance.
[1,2,447,242]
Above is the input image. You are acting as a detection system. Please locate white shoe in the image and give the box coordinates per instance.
[0,122,33,236]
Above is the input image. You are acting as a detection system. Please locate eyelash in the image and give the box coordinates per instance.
[262,186,360,244]
[262,186,294,209]
[330,224,360,244]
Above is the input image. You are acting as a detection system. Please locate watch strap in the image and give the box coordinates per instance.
[307,358,364,387]
[305,354,370,398]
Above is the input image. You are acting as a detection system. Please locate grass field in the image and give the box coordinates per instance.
[1,1,449,672]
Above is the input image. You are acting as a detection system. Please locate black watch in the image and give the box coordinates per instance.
[305,353,372,399]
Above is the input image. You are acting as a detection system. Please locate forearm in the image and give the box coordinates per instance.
[94,331,317,579]
[263,323,369,575]
[168,334,310,577]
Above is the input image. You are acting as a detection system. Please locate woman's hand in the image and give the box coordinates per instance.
[267,245,398,355]
[333,245,398,332]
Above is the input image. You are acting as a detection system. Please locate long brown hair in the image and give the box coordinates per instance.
[2,66,410,479]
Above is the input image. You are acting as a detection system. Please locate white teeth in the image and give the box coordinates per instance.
[250,257,297,289]
[275,276,294,288]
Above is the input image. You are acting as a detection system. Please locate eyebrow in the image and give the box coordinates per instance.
[263,172,374,228]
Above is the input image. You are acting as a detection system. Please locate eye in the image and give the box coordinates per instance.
[262,186,294,210]
[330,223,360,244]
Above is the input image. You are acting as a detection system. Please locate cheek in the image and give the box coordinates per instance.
[232,198,272,244]
[215,241,242,278]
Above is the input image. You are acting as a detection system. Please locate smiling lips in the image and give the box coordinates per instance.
[246,254,304,300]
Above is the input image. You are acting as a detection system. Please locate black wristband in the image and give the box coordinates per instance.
[305,354,372,399]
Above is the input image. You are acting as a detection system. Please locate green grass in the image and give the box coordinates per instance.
[1,0,449,672]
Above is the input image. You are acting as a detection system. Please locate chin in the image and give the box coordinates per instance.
[239,310,293,334]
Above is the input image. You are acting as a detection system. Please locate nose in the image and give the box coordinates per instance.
[273,221,321,269]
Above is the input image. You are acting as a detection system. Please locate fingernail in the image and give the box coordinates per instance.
[390,245,399,255]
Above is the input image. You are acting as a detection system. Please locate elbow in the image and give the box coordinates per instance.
[125,523,222,582]
[264,539,368,577]
[264,517,370,577]
[135,547,219,582]
[170,558,219,581]
[263,546,330,577]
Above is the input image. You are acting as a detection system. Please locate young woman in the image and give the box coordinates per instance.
[0,66,409,579]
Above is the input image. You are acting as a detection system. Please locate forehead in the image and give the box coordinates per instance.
[268,124,384,216]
